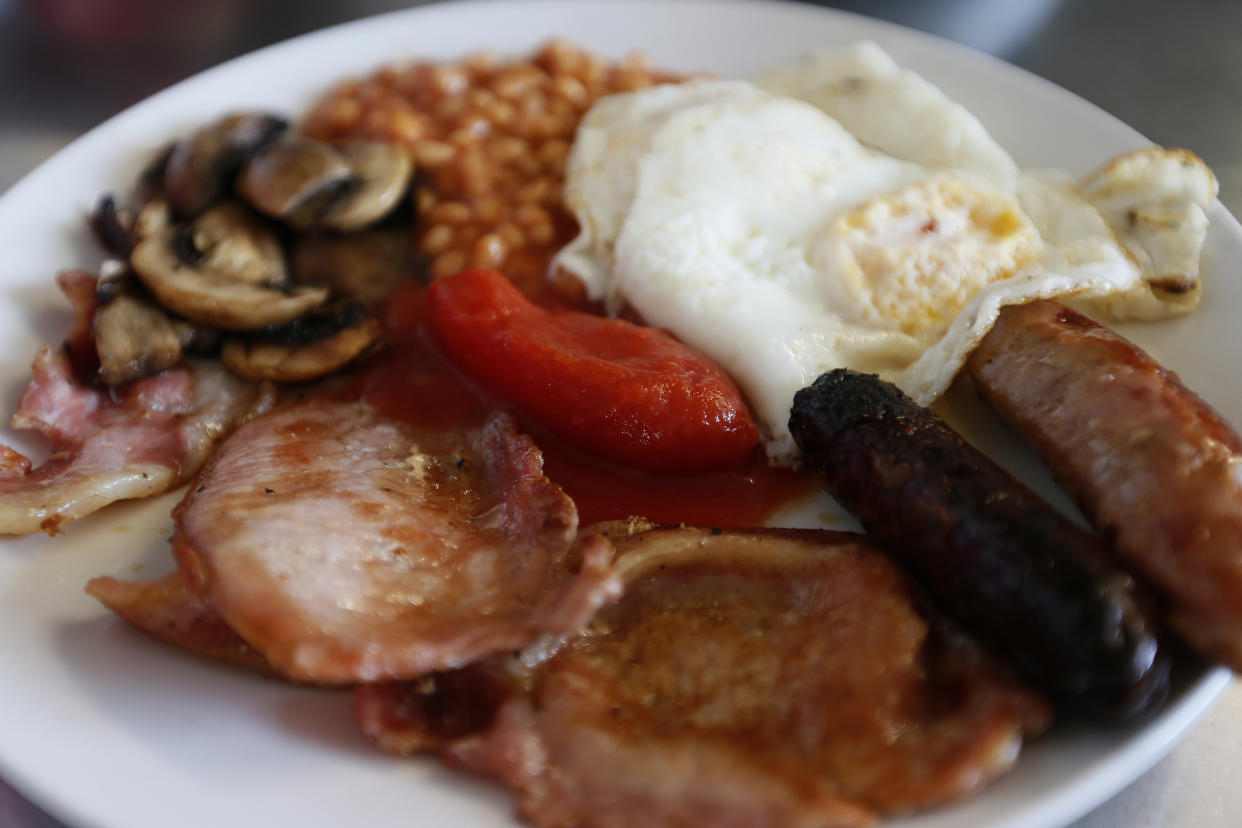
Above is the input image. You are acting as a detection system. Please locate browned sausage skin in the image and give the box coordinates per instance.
[789,369,1168,720]
[968,299,1242,670]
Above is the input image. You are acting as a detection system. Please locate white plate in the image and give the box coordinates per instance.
[0,2,1234,827]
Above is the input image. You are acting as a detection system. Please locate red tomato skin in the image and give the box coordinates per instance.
[425,268,760,473]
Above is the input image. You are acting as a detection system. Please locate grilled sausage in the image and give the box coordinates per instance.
[789,368,1169,719]
[969,299,1242,671]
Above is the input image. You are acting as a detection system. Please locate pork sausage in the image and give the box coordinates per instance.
[969,299,1242,671]
[790,368,1169,719]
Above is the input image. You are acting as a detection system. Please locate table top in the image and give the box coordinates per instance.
[1,1,1239,826]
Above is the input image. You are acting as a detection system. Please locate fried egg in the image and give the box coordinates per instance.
[554,43,1217,465]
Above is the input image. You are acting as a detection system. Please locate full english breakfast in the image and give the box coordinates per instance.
[0,36,1238,826]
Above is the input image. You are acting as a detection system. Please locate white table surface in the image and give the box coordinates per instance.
[1,1,1238,826]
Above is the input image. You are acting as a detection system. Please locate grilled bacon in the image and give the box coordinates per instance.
[0,346,272,535]
[147,399,620,683]
[358,524,1050,827]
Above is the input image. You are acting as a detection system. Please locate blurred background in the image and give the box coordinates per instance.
[1,0,1240,206]
[1,1,1240,827]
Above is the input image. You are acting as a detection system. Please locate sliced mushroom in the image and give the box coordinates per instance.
[237,135,354,227]
[292,227,424,304]
[91,146,175,257]
[132,197,173,239]
[90,196,138,257]
[130,199,328,330]
[238,136,413,232]
[164,112,288,217]
[92,266,222,386]
[318,141,414,232]
[190,200,287,285]
[220,305,382,382]
[94,293,187,385]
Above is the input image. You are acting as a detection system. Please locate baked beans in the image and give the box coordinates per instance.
[303,40,680,296]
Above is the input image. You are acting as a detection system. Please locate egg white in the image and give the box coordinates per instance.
[554,44,1217,465]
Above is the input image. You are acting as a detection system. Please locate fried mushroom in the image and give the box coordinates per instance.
[164,112,288,217]
[292,228,424,304]
[94,293,188,385]
[90,196,139,258]
[130,199,329,330]
[237,135,354,227]
[239,136,412,231]
[220,304,381,381]
[91,146,176,257]
[92,268,218,386]
[319,141,414,232]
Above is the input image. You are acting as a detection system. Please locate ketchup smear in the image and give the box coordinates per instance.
[355,281,814,528]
